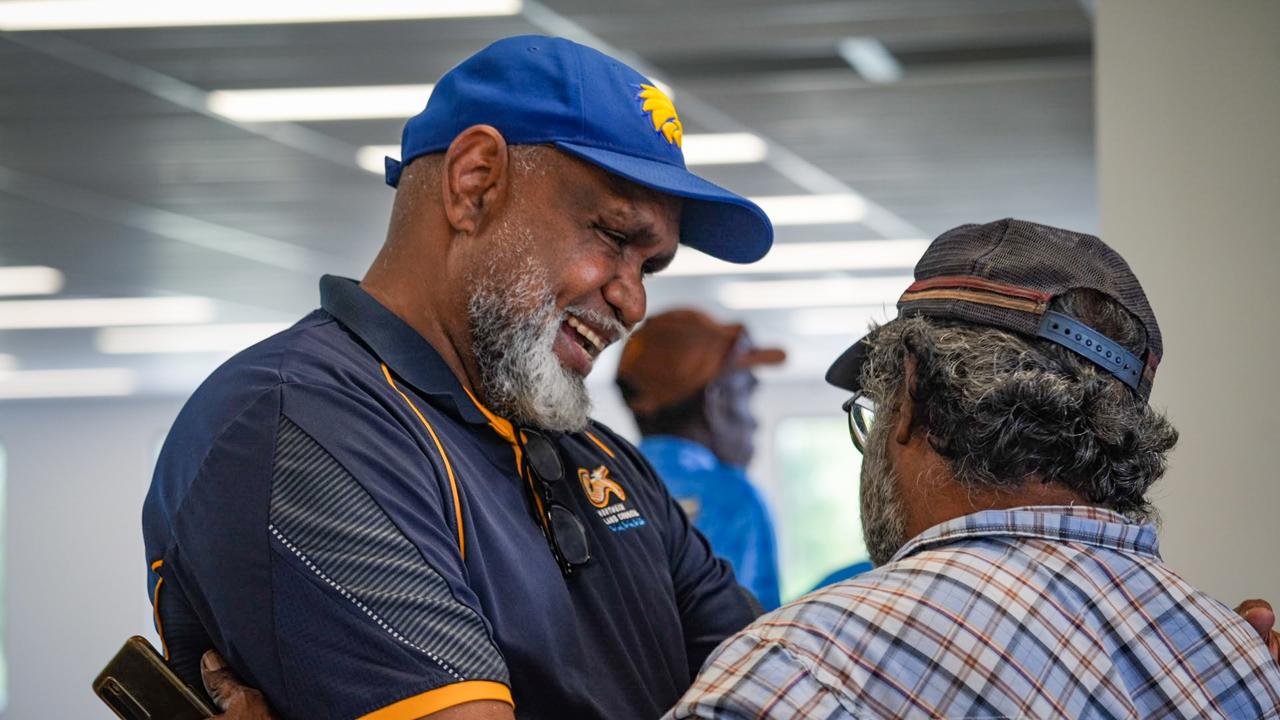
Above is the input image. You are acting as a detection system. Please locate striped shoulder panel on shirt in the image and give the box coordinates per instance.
[269,416,508,684]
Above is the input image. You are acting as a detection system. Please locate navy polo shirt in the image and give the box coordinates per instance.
[142,276,756,720]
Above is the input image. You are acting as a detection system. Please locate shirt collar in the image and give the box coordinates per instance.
[319,275,489,425]
[890,504,1161,564]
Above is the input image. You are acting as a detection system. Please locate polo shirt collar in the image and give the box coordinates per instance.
[890,504,1161,564]
[319,274,489,425]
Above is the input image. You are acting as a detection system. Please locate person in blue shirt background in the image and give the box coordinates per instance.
[616,309,784,611]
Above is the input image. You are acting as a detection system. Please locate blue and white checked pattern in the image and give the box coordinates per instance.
[669,506,1280,719]
[270,417,508,684]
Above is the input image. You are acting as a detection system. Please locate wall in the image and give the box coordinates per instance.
[1096,1,1280,603]
[0,397,183,719]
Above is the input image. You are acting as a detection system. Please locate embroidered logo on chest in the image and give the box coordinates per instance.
[579,465,625,508]
[578,465,646,533]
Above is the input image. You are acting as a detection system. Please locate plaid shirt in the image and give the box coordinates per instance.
[668,505,1280,719]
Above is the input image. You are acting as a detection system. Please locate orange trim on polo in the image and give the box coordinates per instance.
[461,388,517,444]
[150,560,169,660]
[357,680,513,720]
[381,363,466,560]
[461,389,547,529]
[584,431,616,459]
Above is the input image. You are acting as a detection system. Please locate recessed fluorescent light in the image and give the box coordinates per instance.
[0,0,522,31]
[357,145,400,174]
[749,194,867,226]
[665,238,927,277]
[718,275,913,310]
[838,37,903,84]
[792,306,896,336]
[0,266,65,296]
[647,78,676,100]
[681,133,768,166]
[0,297,216,330]
[208,84,434,122]
[356,131,767,176]
[0,368,138,399]
[96,323,292,354]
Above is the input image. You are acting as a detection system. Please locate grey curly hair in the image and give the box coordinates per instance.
[859,289,1178,521]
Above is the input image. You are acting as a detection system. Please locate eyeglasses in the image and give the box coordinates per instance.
[842,392,877,453]
[519,429,592,577]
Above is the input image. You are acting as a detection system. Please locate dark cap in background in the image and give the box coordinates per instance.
[618,309,785,416]
[826,218,1163,399]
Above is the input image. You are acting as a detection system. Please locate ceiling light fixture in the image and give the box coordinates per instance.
[208,84,435,122]
[680,133,768,166]
[0,297,217,330]
[96,323,292,354]
[718,275,913,310]
[355,131,767,175]
[0,0,522,31]
[838,37,903,84]
[356,145,400,174]
[664,238,927,277]
[749,194,868,226]
[792,306,896,336]
[0,265,65,296]
[0,368,138,400]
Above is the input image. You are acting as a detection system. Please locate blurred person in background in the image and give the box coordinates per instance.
[616,309,784,611]
[669,219,1280,719]
[143,35,774,720]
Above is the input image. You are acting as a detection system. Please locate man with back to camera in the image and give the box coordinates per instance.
[200,217,1280,720]
[615,309,784,611]
[668,219,1280,719]
[141,35,773,720]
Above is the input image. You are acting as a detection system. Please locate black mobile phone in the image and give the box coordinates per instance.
[93,636,218,719]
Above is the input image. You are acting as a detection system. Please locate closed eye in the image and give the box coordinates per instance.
[642,252,675,278]
[593,224,629,246]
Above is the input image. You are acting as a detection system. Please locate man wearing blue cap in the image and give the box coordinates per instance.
[143,35,771,719]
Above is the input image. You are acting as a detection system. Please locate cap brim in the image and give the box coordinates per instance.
[825,335,871,392]
[554,141,773,263]
[737,347,787,368]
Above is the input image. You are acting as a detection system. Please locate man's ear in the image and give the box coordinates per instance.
[441,125,510,236]
[893,354,919,446]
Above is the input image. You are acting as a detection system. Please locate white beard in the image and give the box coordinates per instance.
[859,405,910,566]
[466,243,593,433]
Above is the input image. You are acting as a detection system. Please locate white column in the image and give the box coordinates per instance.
[1096,0,1280,602]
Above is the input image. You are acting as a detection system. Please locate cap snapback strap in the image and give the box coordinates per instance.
[1037,311,1143,392]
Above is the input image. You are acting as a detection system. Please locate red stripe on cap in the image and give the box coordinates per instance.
[905,276,1054,303]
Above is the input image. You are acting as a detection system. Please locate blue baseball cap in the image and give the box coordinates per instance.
[385,35,773,263]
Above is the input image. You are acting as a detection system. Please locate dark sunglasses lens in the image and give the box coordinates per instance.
[548,504,590,566]
[524,431,563,483]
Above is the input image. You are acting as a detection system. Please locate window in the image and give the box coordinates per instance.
[772,417,870,602]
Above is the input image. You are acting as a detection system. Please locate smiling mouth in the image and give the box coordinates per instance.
[566,315,607,357]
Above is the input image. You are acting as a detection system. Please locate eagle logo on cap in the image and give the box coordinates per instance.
[637,84,683,148]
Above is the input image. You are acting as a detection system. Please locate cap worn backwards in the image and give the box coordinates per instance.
[826,219,1163,400]
[386,35,773,264]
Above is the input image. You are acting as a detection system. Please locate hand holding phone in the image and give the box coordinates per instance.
[93,636,218,719]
